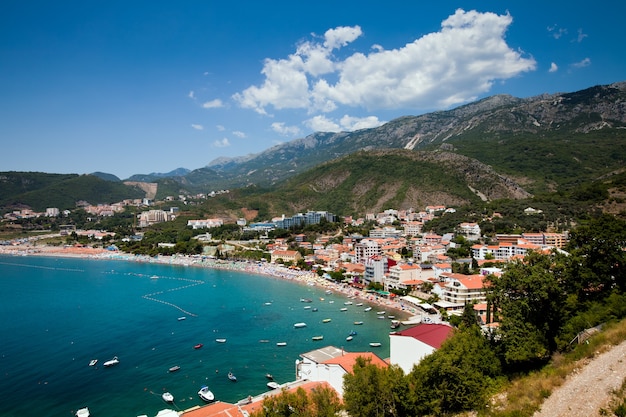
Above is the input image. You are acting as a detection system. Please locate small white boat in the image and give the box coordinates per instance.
[215,338,227,343]
[88,359,97,367]
[325,290,332,295]
[354,321,364,325]
[340,307,348,312]
[364,307,372,312]
[162,392,174,403]
[198,385,215,402]
[169,365,181,373]
[293,322,307,328]
[369,342,382,347]
[264,302,272,305]
[312,335,324,341]
[177,317,186,321]
[346,336,353,341]
[276,342,287,346]
[303,306,311,309]
[267,381,280,390]
[344,301,353,305]
[75,407,90,417]
[356,302,363,306]
[103,356,119,367]
[228,371,237,382]
[377,311,386,315]
[322,318,331,323]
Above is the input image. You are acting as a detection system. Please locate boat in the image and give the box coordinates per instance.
[265,373,274,380]
[355,302,363,306]
[276,342,287,346]
[354,321,364,325]
[369,342,382,347]
[162,392,174,403]
[215,338,227,343]
[88,359,97,367]
[267,381,280,390]
[194,343,204,349]
[103,356,119,367]
[311,308,318,312]
[364,307,372,312]
[300,298,313,303]
[293,322,307,328]
[322,318,331,323]
[168,365,180,373]
[264,302,272,305]
[312,335,324,341]
[75,407,90,417]
[259,339,270,343]
[325,290,332,295]
[390,320,401,329]
[228,371,237,382]
[198,385,215,402]
[377,311,386,315]
[303,306,311,309]
[177,317,186,321]
[328,300,334,304]
[346,336,353,342]
[340,307,348,312]
[349,330,357,336]
[388,315,396,319]
[344,301,353,305]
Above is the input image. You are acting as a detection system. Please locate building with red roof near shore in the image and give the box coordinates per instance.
[390,323,454,373]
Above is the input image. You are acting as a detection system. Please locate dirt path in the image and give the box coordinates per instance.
[533,339,626,417]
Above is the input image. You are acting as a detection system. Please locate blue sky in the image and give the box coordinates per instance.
[1,1,625,179]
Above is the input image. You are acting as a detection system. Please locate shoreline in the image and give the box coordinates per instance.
[0,245,418,320]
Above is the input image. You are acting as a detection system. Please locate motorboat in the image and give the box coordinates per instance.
[267,381,280,390]
[355,302,363,306]
[349,330,357,336]
[168,365,180,373]
[325,290,332,295]
[75,407,90,417]
[364,307,372,312]
[228,371,237,382]
[311,308,318,312]
[340,307,348,312]
[265,373,274,380]
[264,302,272,305]
[276,342,287,346]
[198,385,215,402]
[300,298,313,303]
[162,392,174,403]
[354,321,364,325]
[215,338,227,343]
[369,342,382,347]
[312,335,324,341]
[177,317,186,321]
[322,318,331,323]
[346,336,353,341]
[88,359,97,367]
[103,356,119,367]
[390,320,401,329]
[194,343,203,349]
[293,322,307,328]
[377,311,386,315]
[344,301,353,305]
[303,306,311,309]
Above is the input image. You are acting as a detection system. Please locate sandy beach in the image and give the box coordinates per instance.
[0,243,417,319]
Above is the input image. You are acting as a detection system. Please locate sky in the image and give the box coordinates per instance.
[1,1,625,179]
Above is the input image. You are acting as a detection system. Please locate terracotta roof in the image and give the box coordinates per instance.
[392,323,454,349]
[322,351,388,374]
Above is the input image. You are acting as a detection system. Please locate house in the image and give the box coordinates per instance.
[440,273,487,305]
[296,345,387,396]
[270,250,302,264]
[384,263,422,291]
[390,323,454,374]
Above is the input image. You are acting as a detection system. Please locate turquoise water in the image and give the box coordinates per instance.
[0,255,400,417]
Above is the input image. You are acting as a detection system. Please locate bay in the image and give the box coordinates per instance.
[0,255,399,417]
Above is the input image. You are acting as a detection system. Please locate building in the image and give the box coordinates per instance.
[390,323,454,374]
[355,239,382,265]
[385,263,422,291]
[270,250,302,264]
[364,255,388,286]
[296,345,387,396]
[441,273,487,304]
[187,218,224,229]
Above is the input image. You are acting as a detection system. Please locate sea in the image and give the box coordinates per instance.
[0,255,403,417]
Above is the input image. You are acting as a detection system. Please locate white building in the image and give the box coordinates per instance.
[296,346,387,397]
[355,239,382,265]
[390,323,454,374]
[364,255,388,286]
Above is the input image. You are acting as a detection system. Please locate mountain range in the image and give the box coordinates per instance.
[2,80,625,215]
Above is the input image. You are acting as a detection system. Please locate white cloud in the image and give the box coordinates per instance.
[572,57,591,68]
[547,25,567,39]
[304,115,385,133]
[234,9,536,116]
[213,138,231,148]
[188,90,196,99]
[216,125,225,131]
[271,122,301,136]
[549,62,558,73]
[304,115,340,132]
[202,99,224,109]
[191,124,204,130]
[575,28,588,43]
[339,115,385,131]
[232,130,246,138]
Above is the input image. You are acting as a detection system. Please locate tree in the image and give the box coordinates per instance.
[343,357,409,417]
[408,326,501,416]
[250,386,342,417]
[486,251,567,368]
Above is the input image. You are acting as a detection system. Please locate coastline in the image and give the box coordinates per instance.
[0,244,417,319]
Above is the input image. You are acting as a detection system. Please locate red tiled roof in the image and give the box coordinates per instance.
[392,323,454,349]
[323,351,388,373]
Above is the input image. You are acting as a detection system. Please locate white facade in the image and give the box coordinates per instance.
[355,239,382,265]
